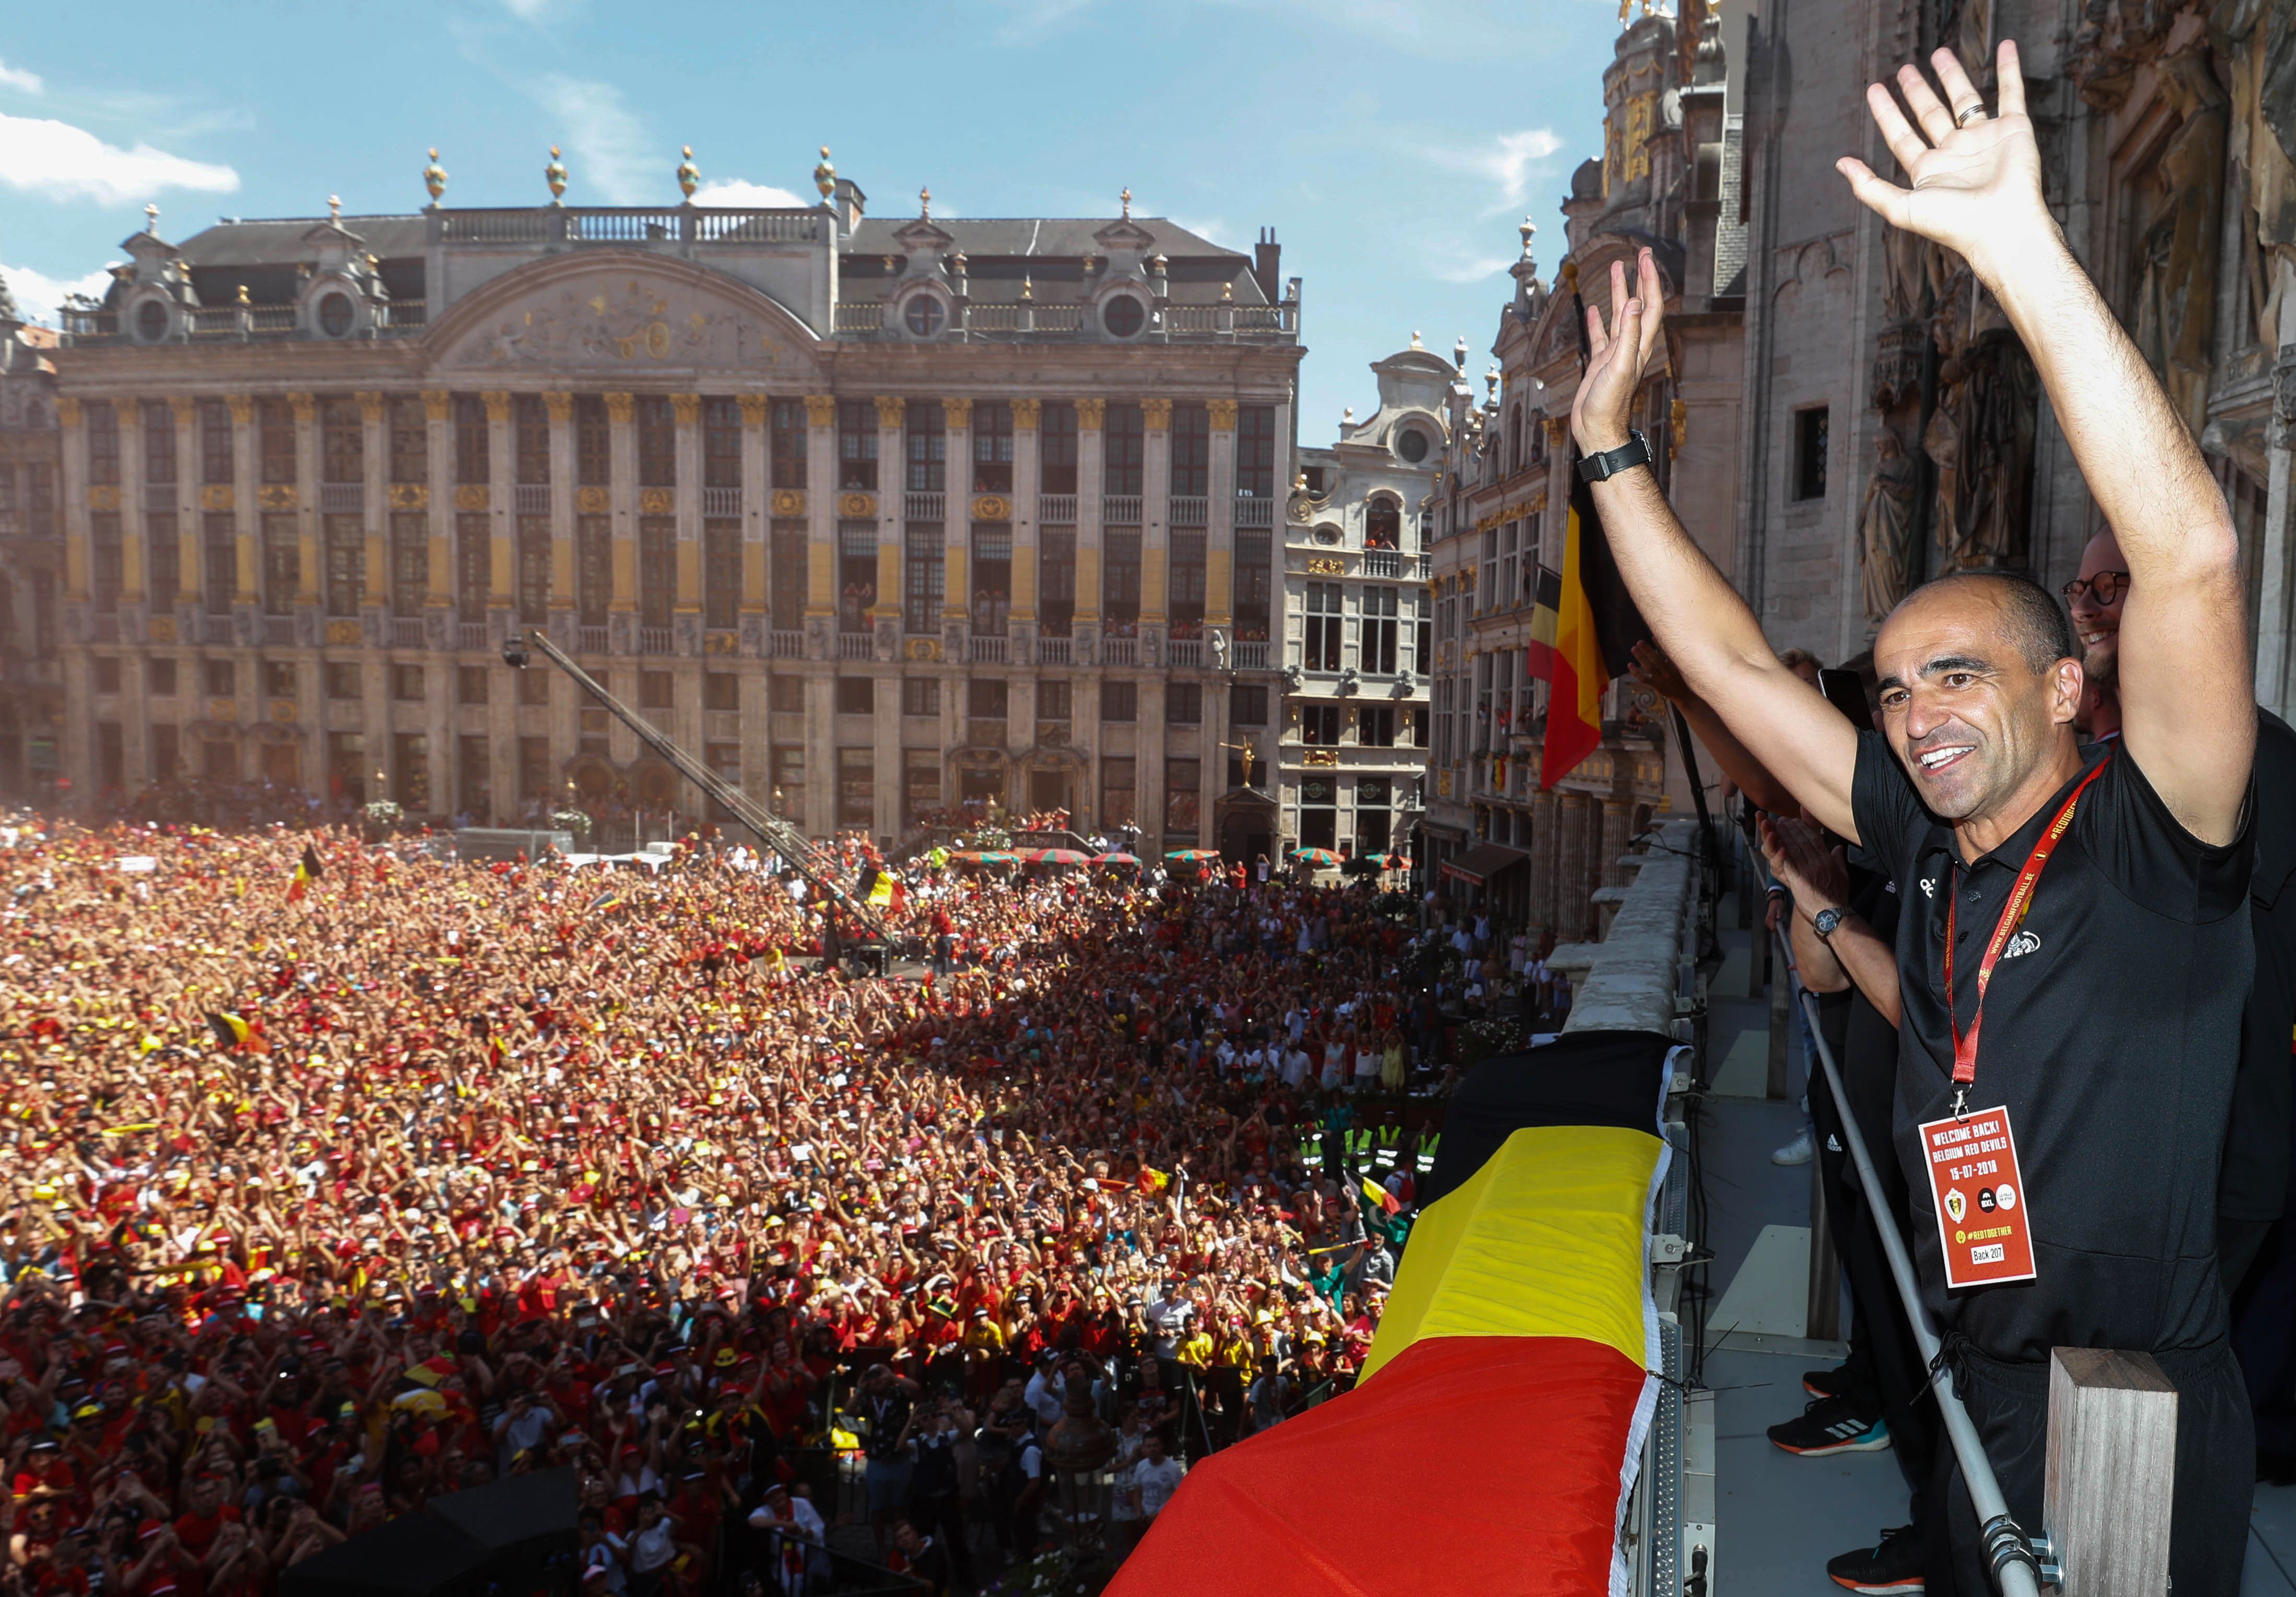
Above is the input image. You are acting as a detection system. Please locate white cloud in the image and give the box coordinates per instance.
[4,262,118,326]
[690,178,810,210]
[501,0,552,16]
[1168,215,1237,249]
[0,59,43,94]
[0,112,237,206]
[1427,127,1567,207]
[1429,254,1513,283]
[532,76,653,204]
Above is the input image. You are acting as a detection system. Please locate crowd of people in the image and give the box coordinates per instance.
[0,814,1451,1594]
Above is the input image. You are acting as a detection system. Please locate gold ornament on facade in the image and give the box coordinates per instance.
[671,393,702,426]
[1140,397,1171,432]
[971,494,1012,522]
[639,487,674,514]
[1670,396,1688,448]
[170,395,196,427]
[1306,557,1344,575]
[676,146,700,199]
[738,394,769,427]
[423,148,446,202]
[209,697,238,724]
[1120,187,1132,220]
[1542,415,1570,450]
[839,492,877,517]
[257,484,297,510]
[86,484,121,511]
[546,146,568,203]
[201,484,234,511]
[290,393,315,424]
[1304,748,1338,767]
[148,617,176,644]
[421,389,450,422]
[1075,397,1105,430]
[576,486,610,514]
[1220,280,1233,303]
[604,392,634,424]
[904,637,943,662]
[270,697,298,723]
[703,631,737,655]
[481,391,511,423]
[543,392,574,423]
[1207,398,1237,430]
[803,395,835,428]
[814,147,835,199]
[1019,275,1033,302]
[873,395,905,427]
[454,485,488,512]
[1011,398,1041,430]
[387,484,429,510]
[943,397,972,428]
[56,397,81,428]
[357,391,385,424]
[770,489,806,516]
[324,621,361,647]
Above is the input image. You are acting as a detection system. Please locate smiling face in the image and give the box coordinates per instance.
[2068,529,2126,688]
[1874,578,2082,825]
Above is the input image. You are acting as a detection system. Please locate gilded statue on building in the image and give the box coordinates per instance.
[2130,48,2228,439]
[1859,428,1918,622]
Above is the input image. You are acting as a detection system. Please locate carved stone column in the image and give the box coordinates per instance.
[1206,399,1237,631]
[1555,790,1590,940]
[672,393,703,633]
[118,400,145,605]
[231,395,260,610]
[943,397,973,633]
[1075,397,1105,646]
[1528,787,1560,939]
[605,393,638,645]
[359,392,387,637]
[873,396,905,652]
[1010,398,1041,632]
[170,396,198,610]
[545,393,576,633]
[737,395,769,631]
[802,395,836,654]
[481,390,512,615]
[1600,797,1634,888]
[1140,397,1171,632]
[290,392,319,607]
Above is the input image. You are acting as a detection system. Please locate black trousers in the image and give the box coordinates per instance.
[2229,1213,2296,1456]
[1935,1336,2252,1596]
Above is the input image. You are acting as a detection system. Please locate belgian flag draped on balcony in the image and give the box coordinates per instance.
[1112,1031,1676,1597]
[286,845,323,904]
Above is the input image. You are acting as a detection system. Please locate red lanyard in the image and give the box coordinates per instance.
[1941,755,2110,1114]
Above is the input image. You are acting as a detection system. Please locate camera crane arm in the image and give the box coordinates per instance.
[503,629,890,942]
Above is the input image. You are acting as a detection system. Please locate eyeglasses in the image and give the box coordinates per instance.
[2061,571,2130,606]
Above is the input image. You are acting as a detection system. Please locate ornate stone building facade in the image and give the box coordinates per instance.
[39,161,1301,847]
[1267,342,1443,867]
[0,276,64,798]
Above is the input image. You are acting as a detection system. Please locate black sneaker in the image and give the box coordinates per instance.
[1826,1525,1925,1593]
[1769,1395,1890,1456]
[1803,1364,1848,1399]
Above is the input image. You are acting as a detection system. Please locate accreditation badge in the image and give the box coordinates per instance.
[1918,1105,2036,1290]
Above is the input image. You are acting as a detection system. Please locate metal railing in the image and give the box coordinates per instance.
[967,635,1008,664]
[508,483,546,515]
[1776,926,2045,1597]
[1102,494,1143,526]
[319,482,363,514]
[391,617,426,649]
[833,302,885,333]
[1036,633,1072,665]
[456,621,490,652]
[1232,640,1271,670]
[1039,494,1078,525]
[769,630,805,658]
[701,485,741,518]
[1103,636,1138,666]
[1234,496,1275,527]
[837,632,874,660]
[638,624,674,655]
[1170,494,1208,526]
[248,305,296,334]
[188,306,238,339]
[903,491,944,522]
[575,624,610,654]
[381,300,427,332]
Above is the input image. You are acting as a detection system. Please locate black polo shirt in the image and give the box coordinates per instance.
[2217,711,2296,1223]
[1851,730,2254,1362]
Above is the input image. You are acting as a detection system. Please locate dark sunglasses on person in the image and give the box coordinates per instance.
[2062,570,2130,605]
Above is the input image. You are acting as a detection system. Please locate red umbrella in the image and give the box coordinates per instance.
[1089,851,1141,866]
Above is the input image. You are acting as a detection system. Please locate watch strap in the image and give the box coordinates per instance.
[1576,430,1652,484]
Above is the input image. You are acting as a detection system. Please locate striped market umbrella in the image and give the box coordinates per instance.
[1089,851,1141,867]
[950,849,1017,865]
[1291,847,1342,868]
[1164,848,1222,863]
[1018,847,1090,865]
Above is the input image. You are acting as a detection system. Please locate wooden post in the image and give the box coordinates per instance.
[2044,1347,2177,1596]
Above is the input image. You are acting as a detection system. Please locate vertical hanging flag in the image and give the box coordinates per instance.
[1523,564,1564,682]
[287,845,324,903]
[1539,466,1651,790]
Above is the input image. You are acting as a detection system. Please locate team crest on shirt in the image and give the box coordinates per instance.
[1918,878,1936,898]
[2001,929,2041,960]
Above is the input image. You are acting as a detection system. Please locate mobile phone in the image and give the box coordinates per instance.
[1817,667,1871,731]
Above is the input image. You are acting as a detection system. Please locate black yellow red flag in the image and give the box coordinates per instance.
[1539,468,1649,789]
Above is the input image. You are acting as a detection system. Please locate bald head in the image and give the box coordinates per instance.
[1895,572,2077,675]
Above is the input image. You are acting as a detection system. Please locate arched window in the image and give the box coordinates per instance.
[1507,404,1523,474]
[1365,499,1401,549]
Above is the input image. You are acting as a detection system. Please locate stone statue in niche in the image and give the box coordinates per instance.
[1923,362,1969,573]
[1860,428,1919,621]
[1958,337,2039,570]
[2130,48,2228,437]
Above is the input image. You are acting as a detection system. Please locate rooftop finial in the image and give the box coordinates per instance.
[1344,406,1355,424]
[546,145,568,203]
[423,147,446,203]
[676,145,699,199]
[1020,274,1033,303]
[814,146,835,199]
[1520,217,1537,256]
[1410,330,1423,349]
[143,202,159,235]
[1120,186,1131,220]
[1453,335,1468,370]
[920,185,930,220]
[328,194,340,223]
[1485,366,1500,402]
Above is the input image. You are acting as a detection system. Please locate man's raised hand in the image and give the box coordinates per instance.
[1569,249,1666,455]
[1837,40,2057,289]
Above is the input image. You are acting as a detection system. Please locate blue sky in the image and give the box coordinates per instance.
[0,0,1623,438]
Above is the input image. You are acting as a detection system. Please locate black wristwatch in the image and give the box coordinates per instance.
[1810,907,1844,940]
[1576,430,1652,483]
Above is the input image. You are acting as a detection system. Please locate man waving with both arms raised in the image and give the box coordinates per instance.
[1570,40,2258,1593]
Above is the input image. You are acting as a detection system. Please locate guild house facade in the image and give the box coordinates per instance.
[39,149,1302,851]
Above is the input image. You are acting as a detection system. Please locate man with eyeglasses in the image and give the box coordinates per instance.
[1572,40,2258,1592]
[2067,525,2296,1481]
